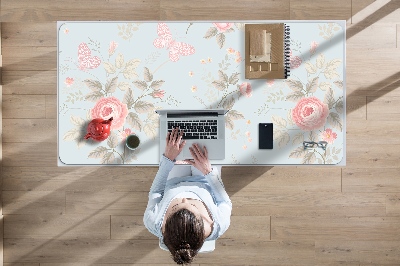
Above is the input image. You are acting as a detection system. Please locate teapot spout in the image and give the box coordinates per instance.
[84,133,92,139]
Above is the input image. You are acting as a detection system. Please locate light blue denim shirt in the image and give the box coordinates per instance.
[143,155,232,241]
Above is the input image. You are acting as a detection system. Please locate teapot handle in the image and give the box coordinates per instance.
[102,117,113,124]
[84,133,92,139]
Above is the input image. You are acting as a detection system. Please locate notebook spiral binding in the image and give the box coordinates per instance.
[284,24,291,78]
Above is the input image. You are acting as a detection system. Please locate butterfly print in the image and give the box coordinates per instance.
[78,42,101,70]
[153,23,195,62]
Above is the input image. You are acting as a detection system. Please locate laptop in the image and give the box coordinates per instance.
[155,109,227,160]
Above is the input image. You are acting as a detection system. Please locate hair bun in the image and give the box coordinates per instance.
[179,242,191,250]
[174,248,193,264]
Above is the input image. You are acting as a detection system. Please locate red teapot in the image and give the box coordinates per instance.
[84,117,113,141]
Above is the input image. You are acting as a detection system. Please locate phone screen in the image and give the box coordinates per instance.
[259,123,273,149]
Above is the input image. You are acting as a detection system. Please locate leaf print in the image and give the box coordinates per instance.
[85,91,104,102]
[104,62,116,74]
[287,109,295,125]
[70,115,85,127]
[227,110,245,120]
[309,131,317,142]
[134,101,155,114]
[306,77,319,94]
[218,70,229,83]
[88,146,109,159]
[216,33,226,49]
[303,152,316,164]
[275,130,290,147]
[333,80,343,90]
[115,53,125,69]
[316,53,325,69]
[222,97,235,110]
[289,146,307,159]
[126,112,143,131]
[292,133,304,145]
[132,80,148,90]
[324,87,335,109]
[105,77,118,94]
[324,59,341,79]
[304,61,317,74]
[228,72,240,85]
[212,80,226,91]
[144,124,157,139]
[118,82,130,91]
[225,28,235,33]
[234,23,244,29]
[143,67,153,82]
[327,112,342,131]
[84,79,102,92]
[150,80,165,90]
[286,91,305,101]
[271,115,287,129]
[319,82,331,91]
[204,27,218,39]
[102,152,115,164]
[123,88,135,109]
[286,79,303,92]
[107,132,119,148]
[335,99,343,114]
[225,116,234,130]
[63,129,79,141]
[123,59,141,79]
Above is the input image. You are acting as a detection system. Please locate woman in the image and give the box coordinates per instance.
[144,127,232,264]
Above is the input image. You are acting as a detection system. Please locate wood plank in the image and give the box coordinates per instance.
[2,51,57,71]
[41,264,196,266]
[272,216,400,241]
[0,0,160,22]
[4,214,110,240]
[2,191,65,215]
[4,238,315,264]
[386,194,400,216]
[66,191,148,216]
[367,96,400,120]
[2,70,57,95]
[2,142,57,167]
[346,48,400,97]
[1,22,56,46]
[290,0,351,20]
[346,143,400,168]
[346,120,400,145]
[316,240,400,264]
[231,192,386,217]
[223,166,341,194]
[347,23,397,49]
[2,95,46,118]
[346,96,366,120]
[2,119,56,143]
[351,0,400,24]
[4,264,39,266]
[2,166,157,192]
[160,0,290,20]
[343,168,400,193]
[45,95,56,119]
[111,216,154,240]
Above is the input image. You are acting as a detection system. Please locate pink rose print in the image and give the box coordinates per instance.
[321,128,337,144]
[108,41,118,56]
[121,128,133,140]
[151,90,165,99]
[65,77,74,86]
[239,82,252,98]
[310,41,318,55]
[266,79,275,87]
[91,96,128,130]
[64,28,69,34]
[292,96,329,131]
[227,48,235,54]
[213,23,234,32]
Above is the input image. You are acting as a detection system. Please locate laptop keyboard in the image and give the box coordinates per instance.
[168,120,218,139]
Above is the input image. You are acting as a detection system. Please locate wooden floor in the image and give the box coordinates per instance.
[1,0,400,265]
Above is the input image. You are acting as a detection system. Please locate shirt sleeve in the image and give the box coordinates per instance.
[143,155,175,237]
[205,167,232,238]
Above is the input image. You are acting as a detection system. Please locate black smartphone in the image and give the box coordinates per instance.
[259,123,273,149]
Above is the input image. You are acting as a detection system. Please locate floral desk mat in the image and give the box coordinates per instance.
[58,21,345,165]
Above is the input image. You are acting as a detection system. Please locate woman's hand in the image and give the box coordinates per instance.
[184,144,212,175]
[164,127,186,161]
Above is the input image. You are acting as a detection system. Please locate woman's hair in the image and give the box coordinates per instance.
[163,208,206,265]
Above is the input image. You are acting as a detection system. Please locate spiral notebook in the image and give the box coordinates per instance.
[245,23,290,79]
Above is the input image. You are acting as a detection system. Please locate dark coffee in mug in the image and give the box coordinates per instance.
[126,134,140,150]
